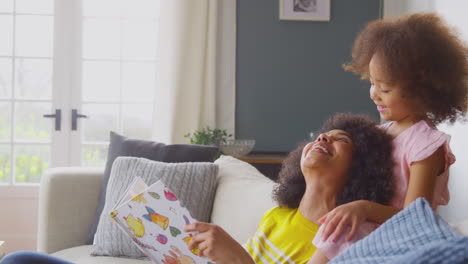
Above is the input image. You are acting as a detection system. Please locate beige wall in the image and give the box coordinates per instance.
[0,186,39,254]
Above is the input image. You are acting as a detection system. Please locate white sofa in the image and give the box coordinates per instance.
[37,156,277,264]
[37,155,468,264]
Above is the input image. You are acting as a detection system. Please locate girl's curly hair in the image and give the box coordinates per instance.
[343,13,468,125]
[273,113,394,208]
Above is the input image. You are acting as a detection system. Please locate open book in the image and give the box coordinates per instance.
[110,177,214,264]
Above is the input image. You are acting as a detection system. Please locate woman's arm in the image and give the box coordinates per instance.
[184,222,254,264]
[307,250,330,264]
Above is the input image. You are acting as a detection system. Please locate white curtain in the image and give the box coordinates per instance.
[152,0,236,144]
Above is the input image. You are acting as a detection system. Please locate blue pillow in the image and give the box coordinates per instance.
[330,198,468,264]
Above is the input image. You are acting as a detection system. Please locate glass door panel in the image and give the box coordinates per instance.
[14,59,52,99]
[0,1,55,185]
[122,104,152,139]
[0,59,12,98]
[82,103,119,142]
[82,61,120,102]
[15,102,52,141]
[15,144,50,183]
[0,15,13,56]
[82,18,121,59]
[81,144,108,167]
[77,0,159,167]
[0,103,11,140]
[122,20,157,60]
[0,0,14,13]
[15,0,54,14]
[0,0,160,182]
[82,0,120,18]
[0,144,11,183]
[121,62,155,102]
[15,15,53,57]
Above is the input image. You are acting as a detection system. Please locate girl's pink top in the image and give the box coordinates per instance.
[380,120,455,210]
[313,221,379,260]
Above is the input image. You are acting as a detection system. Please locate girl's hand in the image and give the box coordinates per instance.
[184,222,253,264]
[318,200,369,242]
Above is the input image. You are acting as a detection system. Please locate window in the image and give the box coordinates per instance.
[0,0,160,184]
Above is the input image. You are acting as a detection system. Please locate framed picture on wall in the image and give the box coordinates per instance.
[279,0,330,21]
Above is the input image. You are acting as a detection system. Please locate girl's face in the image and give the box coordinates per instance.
[369,54,419,124]
[301,129,354,179]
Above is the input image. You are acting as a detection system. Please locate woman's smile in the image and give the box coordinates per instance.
[310,143,332,156]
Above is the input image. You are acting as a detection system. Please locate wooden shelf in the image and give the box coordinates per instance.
[239,153,287,164]
[238,152,287,181]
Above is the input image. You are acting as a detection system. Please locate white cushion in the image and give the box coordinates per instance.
[53,246,150,264]
[211,155,277,244]
[451,220,468,236]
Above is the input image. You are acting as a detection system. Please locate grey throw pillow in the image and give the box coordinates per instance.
[91,157,218,258]
[87,131,219,244]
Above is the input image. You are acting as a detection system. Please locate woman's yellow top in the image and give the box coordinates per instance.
[244,207,319,264]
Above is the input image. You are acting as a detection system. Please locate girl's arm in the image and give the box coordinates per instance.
[320,146,446,242]
[319,201,400,241]
[307,250,329,264]
[404,146,445,207]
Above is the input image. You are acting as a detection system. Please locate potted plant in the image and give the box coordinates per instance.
[184,127,232,146]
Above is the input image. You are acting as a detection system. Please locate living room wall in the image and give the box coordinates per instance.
[236,0,382,152]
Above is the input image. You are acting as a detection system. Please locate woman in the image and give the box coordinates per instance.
[0,113,393,264]
[184,113,394,264]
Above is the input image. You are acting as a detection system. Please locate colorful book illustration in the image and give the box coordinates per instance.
[110,177,214,264]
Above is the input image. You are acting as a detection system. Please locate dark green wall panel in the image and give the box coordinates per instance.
[236,0,382,152]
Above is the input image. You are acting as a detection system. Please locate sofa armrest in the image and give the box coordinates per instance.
[37,167,104,254]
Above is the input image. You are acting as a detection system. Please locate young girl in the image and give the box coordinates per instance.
[316,12,468,246]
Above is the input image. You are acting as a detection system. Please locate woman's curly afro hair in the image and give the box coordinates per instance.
[343,13,468,125]
[273,113,394,208]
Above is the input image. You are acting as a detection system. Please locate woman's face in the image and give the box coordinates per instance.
[301,129,354,179]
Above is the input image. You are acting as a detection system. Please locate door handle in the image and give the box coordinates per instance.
[43,109,61,131]
[72,109,88,130]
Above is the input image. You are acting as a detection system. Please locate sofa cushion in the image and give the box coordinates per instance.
[211,155,277,244]
[87,131,219,244]
[452,220,468,236]
[53,245,151,264]
[92,157,218,258]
